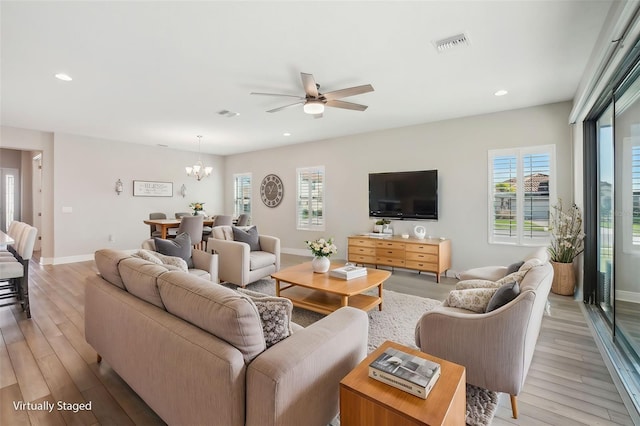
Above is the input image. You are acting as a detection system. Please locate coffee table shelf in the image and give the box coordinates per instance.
[278,286,382,315]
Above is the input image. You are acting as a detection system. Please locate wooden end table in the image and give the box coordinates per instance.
[340,341,466,426]
[271,261,391,315]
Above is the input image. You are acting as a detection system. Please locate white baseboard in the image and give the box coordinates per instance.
[615,290,640,304]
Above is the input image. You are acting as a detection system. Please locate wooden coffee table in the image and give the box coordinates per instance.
[340,341,466,426]
[271,262,391,315]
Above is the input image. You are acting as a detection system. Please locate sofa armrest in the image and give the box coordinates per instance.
[207,238,250,285]
[246,307,368,426]
[457,265,508,281]
[415,292,536,395]
[191,249,219,283]
[258,235,280,271]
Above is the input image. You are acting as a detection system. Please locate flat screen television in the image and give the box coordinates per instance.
[369,170,438,220]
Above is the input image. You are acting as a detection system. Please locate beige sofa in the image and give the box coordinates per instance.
[85,249,368,426]
[415,247,552,418]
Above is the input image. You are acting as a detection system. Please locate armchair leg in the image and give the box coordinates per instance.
[510,394,518,419]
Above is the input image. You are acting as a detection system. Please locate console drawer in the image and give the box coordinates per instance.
[349,254,376,264]
[375,241,406,250]
[348,238,377,248]
[405,252,438,263]
[376,248,404,259]
[406,260,438,271]
[349,246,376,257]
[376,257,406,267]
[405,244,438,255]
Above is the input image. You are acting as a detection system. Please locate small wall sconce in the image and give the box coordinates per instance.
[115,179,124,195]
[180,184,187,198]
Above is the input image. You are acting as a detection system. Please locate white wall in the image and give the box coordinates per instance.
[225,101,574,273]
[51,133,225,263]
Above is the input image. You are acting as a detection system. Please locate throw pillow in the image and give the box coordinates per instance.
[455,279,502,290]
[232,226,261,251]
[506,260,525,275]
[446,288,498,313]
[485,280,520,312]
[154,233,194,268]
[236,288,293,348]
[133,249,163,265]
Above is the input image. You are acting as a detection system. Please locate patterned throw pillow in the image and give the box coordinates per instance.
[236,288,293,347]
[446,288,498,313]
[455,279,503,290]
[133,250,189,272]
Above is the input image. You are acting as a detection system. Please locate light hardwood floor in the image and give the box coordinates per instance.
[0,254,636,425]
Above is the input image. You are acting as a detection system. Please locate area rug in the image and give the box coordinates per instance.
[227,279,499,425]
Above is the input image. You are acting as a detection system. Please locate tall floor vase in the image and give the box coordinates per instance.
[551,261,575,296]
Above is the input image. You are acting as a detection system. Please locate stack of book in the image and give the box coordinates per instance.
[329,265,367,280]
[368,347,441,399]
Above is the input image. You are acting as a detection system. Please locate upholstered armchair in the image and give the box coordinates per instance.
[207,226,280,287]
[415,249,553,419]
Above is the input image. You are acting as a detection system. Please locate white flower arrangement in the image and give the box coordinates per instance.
[548,199,585,263]
[305,237,338,258]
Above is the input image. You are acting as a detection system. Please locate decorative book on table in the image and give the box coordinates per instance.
[368,347,441,399]
[329,265,367,280]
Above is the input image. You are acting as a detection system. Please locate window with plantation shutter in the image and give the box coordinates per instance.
[233,173,251,218]
[297,166,325,231]
[488,145,555,245]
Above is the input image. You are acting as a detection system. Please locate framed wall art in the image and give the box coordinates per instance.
[133,180,173,197]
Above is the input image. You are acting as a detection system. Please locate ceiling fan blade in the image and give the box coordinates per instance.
[251,92,305,99]
[267,101,305,113]
[322,84,374,101]
[325,100,368,111]
[301,73,319,98]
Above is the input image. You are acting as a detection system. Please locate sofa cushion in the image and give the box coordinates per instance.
[232,226,261,251]
[95,249,131,290]
[155,233,194,268]
[446,287,498,313]
[157,271,266,363]
[249,251,276,271]
[485,280,520,312]
[212,225,234,241]
[236,288,293,348]
[118,257,169,309]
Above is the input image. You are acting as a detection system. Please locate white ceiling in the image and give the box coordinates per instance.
[1,1,613,156]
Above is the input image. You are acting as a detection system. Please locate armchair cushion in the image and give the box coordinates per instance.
[250,251,277,270]
[237,288,293,348]
[154,232,193,268]
[486,280,520,312]
[232,226,261,251]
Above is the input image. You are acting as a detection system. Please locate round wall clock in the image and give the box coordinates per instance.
[260,174,284,208]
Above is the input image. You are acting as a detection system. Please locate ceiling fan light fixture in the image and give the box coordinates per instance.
[303,100,324,115]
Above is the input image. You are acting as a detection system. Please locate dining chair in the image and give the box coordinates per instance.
[0,222,38,318]
[213,215,233,227]
[177,215,204,250]
[236,214,250,226]
[149,212,166,238]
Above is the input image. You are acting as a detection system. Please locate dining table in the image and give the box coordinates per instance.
[143,218,215,239]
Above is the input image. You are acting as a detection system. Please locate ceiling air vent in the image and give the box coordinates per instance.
[434,33,469,53]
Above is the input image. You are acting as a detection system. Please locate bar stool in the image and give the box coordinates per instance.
[0,224,38,318]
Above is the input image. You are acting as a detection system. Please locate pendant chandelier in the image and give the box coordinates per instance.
[185,135,213,181]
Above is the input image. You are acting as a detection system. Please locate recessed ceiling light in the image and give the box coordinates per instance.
[55,73,72,81]
[283,132,291,137]
[494,90,508,97]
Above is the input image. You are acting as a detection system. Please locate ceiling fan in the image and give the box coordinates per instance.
[251,72,374,118]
